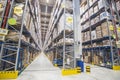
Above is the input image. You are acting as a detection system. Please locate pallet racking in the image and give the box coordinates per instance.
[0,0,41,72]
[81,0,120,68]
[44,0,81,69]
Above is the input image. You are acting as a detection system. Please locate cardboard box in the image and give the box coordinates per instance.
[103,40,115,46]
[116,1,120,11]
[91,30,96,40]
[96,42,103,47]
[6,31,26,41]
[93,55,99,65]
[85,31,90,41]
[96,26,102,38]
[89,7,94,16]
[94,5,99,14]
[84,56,91,63]
[66,0,73,9]
[117,25,120,40]
[100,12,112,20]
[101,22,114,37]
[89,0,93,6]
[98,0,109,9]
[58,13,73,34]
[93,43,96,47]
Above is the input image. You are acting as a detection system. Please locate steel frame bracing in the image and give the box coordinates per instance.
[0,0,41,72]
[45,0,81,69]
[81,0,120,68]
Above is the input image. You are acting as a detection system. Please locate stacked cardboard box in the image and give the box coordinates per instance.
[100,12,112,20]
[96,26,102,38]
[84,56,91,63]
[91,18,94,25]
[58,13,73,34]
[91,30,96,40]
[116,1,120,11]
[84,31,90,41]
[83,51,91,63]
[23,49,29,68]
[84,44,91,48]
[53,28,58,39]
[103,40,115,46]
[96,42,103,47]
[12,3,24,24]
[98,0,109,9]
[93,55,99,65]
[89,7,94,16]
[0,1,5,16]
[117,25,120,40]
[65,0,73,9]
[94,15,100,23]
[82,33,85,42]
[46,52,54,62]
[101,21,114,37]
[6,31,26,41]
[93,5,99,14]
[93,43,96,47]
[89,0,93,6]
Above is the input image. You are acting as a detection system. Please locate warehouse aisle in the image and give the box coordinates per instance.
[17,52,62,80]
[18,53,120,80]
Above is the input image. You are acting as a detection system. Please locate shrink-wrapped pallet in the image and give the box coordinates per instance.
[12,3,24,25]
[65,0,73,9]
[116,1,120,11]
[58,13,73,34]
[6,31,26,41]
[98,0,109,9]
[0,1,7,16]
[57,38,74,45]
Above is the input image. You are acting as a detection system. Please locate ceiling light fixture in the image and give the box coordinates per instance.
[46,0,49,3]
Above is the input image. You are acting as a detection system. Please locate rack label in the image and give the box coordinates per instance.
[117,27,120,32]
[0,35,5,41]
[109,25,114,30]
[8,18,17,25]
[0,3,2,8]
[116,41,120,48]
[66,17,73,23]
[0,28,8,35]
[61,3,65,8]
[14,6,23,15]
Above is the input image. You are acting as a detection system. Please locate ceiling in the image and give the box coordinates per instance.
[39,0,55,46]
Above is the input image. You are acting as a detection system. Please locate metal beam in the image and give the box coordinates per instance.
[41,23,49,26]
[40,2,54,7]
[40,12,51,16]
[41,18,50,22]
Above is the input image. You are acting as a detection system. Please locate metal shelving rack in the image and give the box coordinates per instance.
[81,0,120,68]
[44,0,81,69]
[0,0,41,72]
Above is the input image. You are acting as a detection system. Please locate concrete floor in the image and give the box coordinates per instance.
[17,53,120,80]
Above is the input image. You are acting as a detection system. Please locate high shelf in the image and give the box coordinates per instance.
[81,0,120,68]
[44,0,81,69]
[0,0,41,72]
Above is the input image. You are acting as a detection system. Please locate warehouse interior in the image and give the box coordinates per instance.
[0,0,120,80]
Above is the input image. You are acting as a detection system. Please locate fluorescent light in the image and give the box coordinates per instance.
[46,0,49,3]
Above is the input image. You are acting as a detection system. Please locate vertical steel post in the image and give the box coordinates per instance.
[73,0,81,67]
[15,0,28,70]
[63,0,66,69]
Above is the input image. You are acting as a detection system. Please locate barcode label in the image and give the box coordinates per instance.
[0,35,5,41]
[0,28,8,35]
